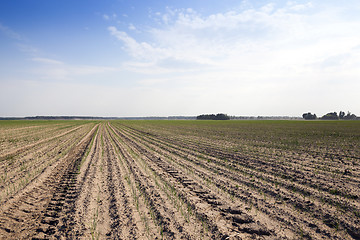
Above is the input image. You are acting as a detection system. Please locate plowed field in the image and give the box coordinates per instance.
[0,120,359,239]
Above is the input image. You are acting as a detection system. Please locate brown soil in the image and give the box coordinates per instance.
[0,122,359,239]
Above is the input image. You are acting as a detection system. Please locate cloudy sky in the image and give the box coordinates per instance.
[1,0,359,117]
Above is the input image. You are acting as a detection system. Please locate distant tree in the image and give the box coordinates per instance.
[302,112,317,120]
[197,113,230,120]
[339,111,345,119]
[321,112,339,120]
[343,111,357,120]
[215,113,230,120]
[197,114,215,120]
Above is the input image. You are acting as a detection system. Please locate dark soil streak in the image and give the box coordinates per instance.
[0,124,98,239]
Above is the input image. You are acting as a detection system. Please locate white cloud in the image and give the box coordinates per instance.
[109,3,360,76]
[32,57,64,65]
[287,1,313,11]
[103,2,360,116]
[128,23,136,31]
[108,26,168,60]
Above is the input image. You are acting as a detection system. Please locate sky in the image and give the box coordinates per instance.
[0,0,359,117]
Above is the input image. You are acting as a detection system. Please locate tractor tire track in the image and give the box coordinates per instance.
[110,123,275,239]
[0,124,98,239]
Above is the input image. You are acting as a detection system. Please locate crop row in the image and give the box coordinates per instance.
[112,120,360,239]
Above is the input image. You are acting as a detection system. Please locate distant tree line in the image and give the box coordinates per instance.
[197,113,230,120]
[230,116,302,120]
[302,111,358,120]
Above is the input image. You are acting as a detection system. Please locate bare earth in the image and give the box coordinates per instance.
[0,121,359,239]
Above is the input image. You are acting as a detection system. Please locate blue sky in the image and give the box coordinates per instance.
[1,0,359,117]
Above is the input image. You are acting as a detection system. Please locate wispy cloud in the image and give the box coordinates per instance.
[29,57,118,80]
[0,22,22,40]
[32,57,64,65]
[32,63,118,81]
[16,44,39,55]
[103,13,117,21]
[287,2,313,11]
[0,22,116,82]
[128,23,137,31]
